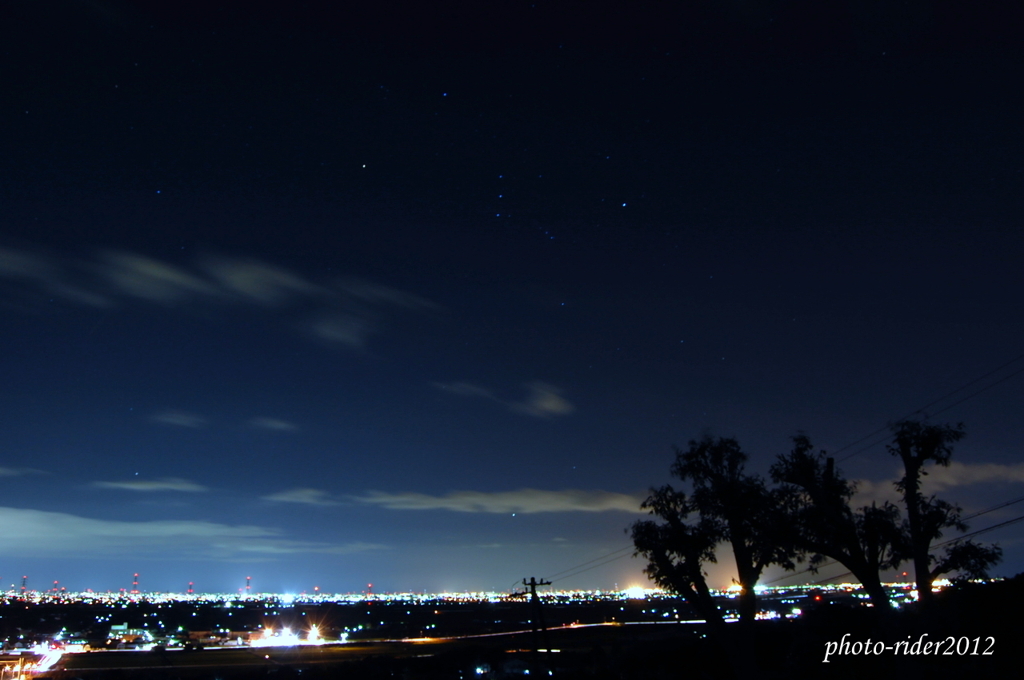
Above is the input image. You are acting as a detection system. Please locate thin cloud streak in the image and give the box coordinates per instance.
[307,314,374,347]
[199,256,324,306]
[263,488,338,506]
[435,381,575,418]
[249,417,299,432]
[93,478,209,493]
[0,467,45,477]
[0,245,435,350]
[850,460,1024,508]
[0,246,112,307]
[98,251,221,303]
[512,382,574,418]
[0,506,383,559]
[150,410,207,428]
[922,461,1024,492]
[356,488,644,514]
[434,382,498,400]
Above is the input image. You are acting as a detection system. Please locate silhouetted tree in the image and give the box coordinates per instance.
[672,436,794,624]
[632,436,793,629]
[771,435,906,609]
[631,485,725,628]
[888,420,1002,604]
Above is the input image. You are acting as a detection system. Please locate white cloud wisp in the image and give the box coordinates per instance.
[93,478,209,493]
[0,506,384,559]
[356,488,644,514]
[263,488,339,506]
[435,381,575,419]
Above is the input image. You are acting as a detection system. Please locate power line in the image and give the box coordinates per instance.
[545,545,634,581]
[512,545,636,593]
[546,546,636,585]
[924,363,1024,420]
[833,352,1024,463]
[555,498,1024,590]
[961,494,1024,522]
[538,354,1024,592]
[764,492,1024,586]
[811,511,1024,586]
[935,512,1024,548]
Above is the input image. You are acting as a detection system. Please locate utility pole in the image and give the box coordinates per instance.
[523,577,552,676]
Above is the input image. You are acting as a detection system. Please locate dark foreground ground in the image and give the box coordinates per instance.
[12,576,1023,679]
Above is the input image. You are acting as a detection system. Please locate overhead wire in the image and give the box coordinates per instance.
[830,351,1024,459]
[540,544,634,585]
[808,511,1024,586]
[544,545,635,583]
[764,492,1024,586]
[528,353,1024,592]
[535,494,1024,591]
[934,511,1024,547]
[835,353,1024,463]
[961,494,1024,522]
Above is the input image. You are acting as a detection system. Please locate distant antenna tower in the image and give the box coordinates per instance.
[246,576,252,594]
[131,573,139,595]
[21,576,27,594]
[187,581,194,595]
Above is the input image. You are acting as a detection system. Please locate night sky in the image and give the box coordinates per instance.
[2,1,1023,594]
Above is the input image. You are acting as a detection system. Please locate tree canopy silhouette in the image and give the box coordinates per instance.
[771,434,906,610]
[887,420,1002,604]
[631,485,725,627]
[634,423,1003,624]
[632,436,792,626]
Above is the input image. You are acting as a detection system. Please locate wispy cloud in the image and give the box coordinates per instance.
[150,410,207,428]
[850,460,1024,508]
[249,417,299,432]
[356,488,644,514]
[93,477,208,493]
[336,279,437,311]
[0,506,385,559]
[0,467,45,477]
[511,382,575,418]
[850,478,901,507]
[0,246,112,307]
[199,256,323,306]
[306,313,374,347]
[263,488,338,506]
[434,381,498,400]
[435,381,575,419]
[922,461,1024,492]
[0,246,52,279]
[99,251,220,303]
[0,245,435,349]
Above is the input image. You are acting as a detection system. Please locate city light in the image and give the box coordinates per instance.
[0,577,961,676]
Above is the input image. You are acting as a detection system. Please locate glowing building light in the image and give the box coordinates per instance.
[623,586,646,599]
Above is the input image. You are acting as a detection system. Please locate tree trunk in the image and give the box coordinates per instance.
[729,535,760,625]
[850,567,892,611]
[901,464,934,606]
